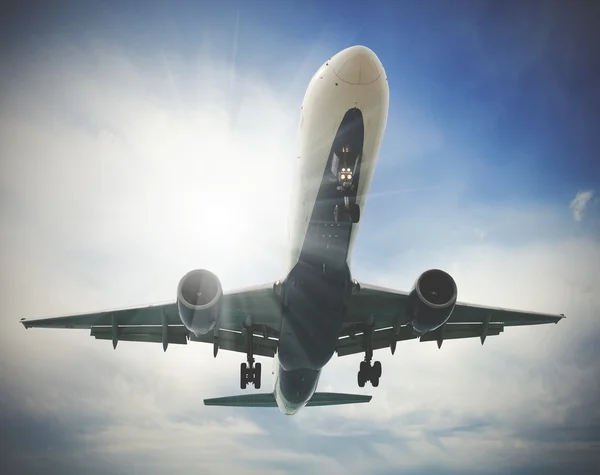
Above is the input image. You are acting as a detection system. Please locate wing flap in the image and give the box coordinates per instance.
[336,322,506,356]
[189,329,277,358]
[420,322,504,343]
[91,325,188,345]
[336,326,416,357]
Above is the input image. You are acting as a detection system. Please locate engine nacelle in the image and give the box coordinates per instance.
[177,269,223,335]
[408,269,457,335]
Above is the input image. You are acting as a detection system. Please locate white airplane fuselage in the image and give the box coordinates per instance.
[273,46,389,414]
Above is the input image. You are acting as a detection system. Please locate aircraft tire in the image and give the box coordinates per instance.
[360,361,369,373]
[254,362,262,389]
[373,361,382,379]
[357,370,366,388]
[240,362,247,390]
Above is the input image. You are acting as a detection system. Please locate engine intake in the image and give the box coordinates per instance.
[177,269,222,335]
[408,269,457,334]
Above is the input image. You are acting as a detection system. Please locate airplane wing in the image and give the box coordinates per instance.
[336,282,565,357]
[21,280,564,359]
[20,283,282,357]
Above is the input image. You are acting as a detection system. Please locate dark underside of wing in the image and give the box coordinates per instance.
[335,282,564,357]
[20,284,282,356]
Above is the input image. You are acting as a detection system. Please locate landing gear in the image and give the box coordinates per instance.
[334,202,360,224]
[240,325,262,390]
[357,358,382,387]
[356,325,382,387]
[240,361,261,390]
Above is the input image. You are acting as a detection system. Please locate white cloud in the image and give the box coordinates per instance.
[570,190,595,222]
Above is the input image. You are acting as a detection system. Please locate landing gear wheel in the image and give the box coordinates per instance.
[240,361,262,389]
[373,361,382,379]
[360,361,369,374]
[254,362,262,389]
[240,362,248,390]
[356,359,383,388]
[357,370,366,388]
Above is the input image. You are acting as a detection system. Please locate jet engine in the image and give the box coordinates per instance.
[177,269,223,335]
[408,269,457,334]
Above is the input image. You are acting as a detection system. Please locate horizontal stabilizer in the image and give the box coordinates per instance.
[204,393,278,407]
[204,392,372,407]
[306,392,372,406]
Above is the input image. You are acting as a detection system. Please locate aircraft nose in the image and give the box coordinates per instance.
[331,45,382,85]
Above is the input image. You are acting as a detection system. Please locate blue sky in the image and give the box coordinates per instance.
[6,0,598,199]
[1,1,599,474]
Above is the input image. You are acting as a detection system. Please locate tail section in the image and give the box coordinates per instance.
[204,392,371,408]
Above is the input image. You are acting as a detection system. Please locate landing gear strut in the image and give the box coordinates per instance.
[335,197,360,224]
[357,326,382,388]
[240,326,261,390]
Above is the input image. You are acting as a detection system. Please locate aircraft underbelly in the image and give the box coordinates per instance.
[275,46,389,414]
[278,261,350,371]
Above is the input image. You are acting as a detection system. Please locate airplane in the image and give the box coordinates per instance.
[21,45,565,415]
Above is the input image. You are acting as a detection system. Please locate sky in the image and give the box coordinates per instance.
[1,0,599,473]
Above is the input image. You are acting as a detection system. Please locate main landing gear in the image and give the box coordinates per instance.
[357,326,382,388]
[240,360,261,390]
[240,326,261,390]
[358,359,382,388]
[334,197,360,224]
